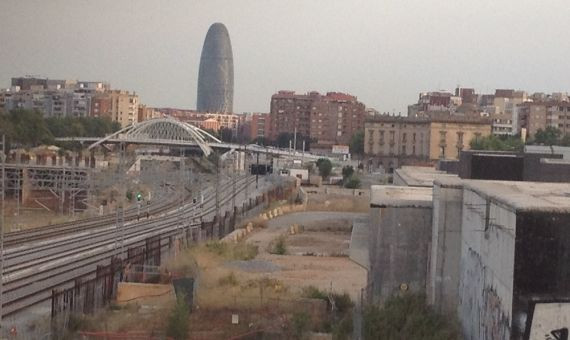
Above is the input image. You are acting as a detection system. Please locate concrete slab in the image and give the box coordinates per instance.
[463,180,570,213]
[393,166,458,187]
[370,185,432,208]
[349,216,369,270]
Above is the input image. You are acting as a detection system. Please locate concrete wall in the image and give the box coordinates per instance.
[458,188,516,340]
[368,205,433,303]
[304,186,369,197]
[392,170,406,186]
[428,180,463,315]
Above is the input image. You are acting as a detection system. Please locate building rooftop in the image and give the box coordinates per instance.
[525,145,570,160]
[462,180,570,213]
[395,166,459,187]
[433,176,464,189]
[370,185,432,208]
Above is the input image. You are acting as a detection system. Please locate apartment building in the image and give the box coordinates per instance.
[91,90,139,127]
[269,90,366,148]
[159,108,240,133]
[2,77,115,119]
[240,112,271,142]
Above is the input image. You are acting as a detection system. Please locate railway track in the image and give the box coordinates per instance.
[4,186,191,247]
[1,175,264,317]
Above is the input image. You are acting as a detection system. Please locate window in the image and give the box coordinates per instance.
[402,133,407,142]
[457,131,464,144]
[402,145,407,155]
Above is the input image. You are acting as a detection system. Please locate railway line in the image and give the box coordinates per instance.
[4,184,192,247]
[1,174,267,317]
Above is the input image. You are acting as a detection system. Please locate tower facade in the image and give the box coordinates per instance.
[197,23,234,113]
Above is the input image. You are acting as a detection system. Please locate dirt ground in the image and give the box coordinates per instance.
[241,211,367,301]
[305,193,369,213]
[73,197,369,338]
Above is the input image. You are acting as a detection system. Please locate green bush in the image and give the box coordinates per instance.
[291,311,310,340]
[344,175,361,189]
[166,294,190,340]
[269,236,287,255]
[332,315,353,340]
[206,241,258,260]
[363,293,460,340]
[302,285,328,300]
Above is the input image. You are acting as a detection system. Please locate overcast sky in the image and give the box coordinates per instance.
[1,0,569,114]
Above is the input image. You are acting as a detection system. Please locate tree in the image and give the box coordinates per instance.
[219,127,234,142]
[342,165,354,180]
[534,127,562,145]
[3,109,54,147]
[316,158,332,178]
[469,134,523,152]
[252,136,267,146]
[349,130,364,155]
[274,132,313,150]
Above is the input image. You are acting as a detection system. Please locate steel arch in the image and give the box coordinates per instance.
[88,117,221,155]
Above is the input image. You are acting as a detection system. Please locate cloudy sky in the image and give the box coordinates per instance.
[1,0,569,114]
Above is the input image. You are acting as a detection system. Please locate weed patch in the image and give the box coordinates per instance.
[268,236,287,255]
[206,241,258,260]
[218,272,239,287]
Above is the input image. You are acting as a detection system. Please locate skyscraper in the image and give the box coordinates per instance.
[197,23,234,113]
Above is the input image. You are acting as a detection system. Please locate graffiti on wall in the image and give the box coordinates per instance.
[481,287,511,340]
[527,303,570,340]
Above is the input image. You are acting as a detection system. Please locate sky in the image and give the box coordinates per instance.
[1,0,570,114]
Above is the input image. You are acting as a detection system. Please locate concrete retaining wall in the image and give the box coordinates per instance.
[458,188,515,340]
[428,179,463,315]
[369,206,432,303]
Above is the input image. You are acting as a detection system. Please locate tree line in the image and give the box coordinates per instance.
[0,109,121,149]
[470,126,570,152]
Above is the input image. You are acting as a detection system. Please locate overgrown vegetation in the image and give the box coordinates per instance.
[469,134,524,152]
[166,294,190,340]
[218,272,239,286]
[205,241,258,260]
[344,175,361,189]
[529,126,570,146]
[0,109,120,149]
[316,158,333,178]
[301,286,354,339]
[269,236,287,255]
[362,293,460,340]
[350,130,364,155]
[291,311,311,339]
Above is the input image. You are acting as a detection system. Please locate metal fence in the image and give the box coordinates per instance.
[50,182,296,332]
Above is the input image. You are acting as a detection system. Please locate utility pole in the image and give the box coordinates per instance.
[244,146,249,203]
[179,148,185,235]
[232,153,236,211]
[255,152,259,190]
[302,140,306,165]
[0,135,5,327]
[215,153,220,219]
[115,142,126,258]
[293,127,297,153]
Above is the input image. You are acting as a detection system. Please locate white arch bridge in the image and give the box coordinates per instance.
[56,117,325,160]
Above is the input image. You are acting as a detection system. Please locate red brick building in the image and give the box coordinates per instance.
[269,91,366,149]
